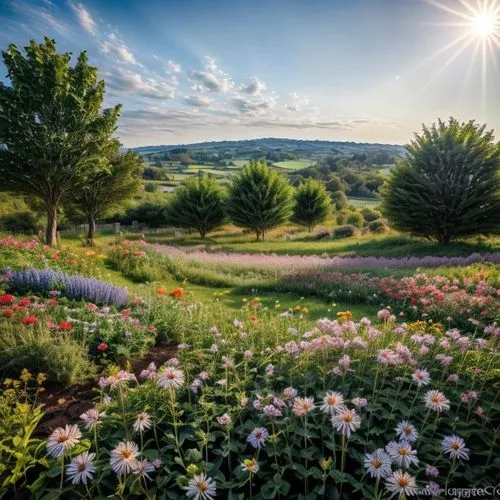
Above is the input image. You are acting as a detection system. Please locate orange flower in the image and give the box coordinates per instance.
[58,320,73,331]
[336,311,352,322]
[156,287,167,296]
[302,307,309,314]
[170,288,184,299]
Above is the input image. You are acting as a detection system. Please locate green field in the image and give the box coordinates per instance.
[348,196,381,208]
[272,160,314,170]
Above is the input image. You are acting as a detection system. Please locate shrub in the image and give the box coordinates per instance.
[332,224,356,238]
[346,210,364,228]
[331,190,348,210]
[291,179,331,231]
[368,218,388,233]
[361,207,382,223]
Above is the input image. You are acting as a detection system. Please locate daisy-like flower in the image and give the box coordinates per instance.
[386,440,419,468]
[320,391,345,415]
[156,367,184,390]
[109,441,139,475]
[133,411,152,433]
[132,459,155,481]
[352,397,368,409]
[385,470,417,497]
[185,473,217,500]
[47,425,82,458]
[332,407,361,437]
[66,451,96,485]
[80,408,105,429]
[424,390,450,413]
[263,405,282,418]
[216,413,232,425]
[412,368,431,388]
[364,449,392,479]
[441,435,470,460]
[395,421,419,443]
[292,397,315,416]
[241,458,259,474]
[247,427,269,449]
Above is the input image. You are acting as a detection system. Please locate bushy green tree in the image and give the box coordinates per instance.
[164,176,226,239]
[291,179,331,231]
[382,118,500,244]
[0,38,120,245]
[69,143,142,245]
[226,161,292,240]
[331,190,349,210]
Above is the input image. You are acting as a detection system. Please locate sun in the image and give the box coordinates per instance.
[470,9,499,37]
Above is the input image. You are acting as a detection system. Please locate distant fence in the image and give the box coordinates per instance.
[60,222,186,237]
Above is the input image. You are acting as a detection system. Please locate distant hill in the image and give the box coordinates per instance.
[131,138,407,157]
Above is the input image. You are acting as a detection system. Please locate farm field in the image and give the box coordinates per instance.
[272,159,314,170]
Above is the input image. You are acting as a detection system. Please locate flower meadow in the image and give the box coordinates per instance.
[0,235,499,498]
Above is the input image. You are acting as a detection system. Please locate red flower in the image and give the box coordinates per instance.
[2,309,13,317]
[18,298,30,307]
[48,299,59,306]
[0,294,15,305]
[170,288,184,299]
[147,325,157,333]
[21,315,38,325]
[97,343,108,351]
[58,320,73,330]
[121,308,131,319]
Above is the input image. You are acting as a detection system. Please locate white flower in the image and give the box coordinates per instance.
[395,421,418,443]
[441,435,470,460]
[364,449,392,479]
[292,397,315,416]
[386,440,419,468]
[47,425,82,458]
[412,368,431,387]
[80,408,105,429]
[110,441,139,475]
[424,390,450,413]
[385,470,417,497]
[332,408,361,437]
[156,367,184,390]
[185,473,217,500]
[320,391,345,415]
[247,427,269,448]
[132,459,155,480]
[133,411,152,433]
[241,458,259,474]
[66,451,96,485]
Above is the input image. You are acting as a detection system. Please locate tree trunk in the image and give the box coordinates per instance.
[261,229,265,241]
[46,207,58,247]
[256,229,261,241]
[86,215,96,246]
[199,229,206,239]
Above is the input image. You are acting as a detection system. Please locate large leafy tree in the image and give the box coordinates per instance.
[0,38,121,245]
[382,118,500,244]
[291,178,331,231]
[164,176,226,239]
[226,161,292,240]
[68,142,142,245]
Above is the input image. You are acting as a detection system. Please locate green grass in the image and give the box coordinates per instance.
[348,197,381,208]
[272,160,314,170]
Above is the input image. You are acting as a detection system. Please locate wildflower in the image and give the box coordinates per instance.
[185,473,217,500]
[412,368,431,387]
[241,458,259,474]
[386,440,419,468]
[447,374,459,383]
[103,395,112,406]
[352,397,368,409]
[47,322,56,329]
[265,364,274,376]
[97,343,108,351]
[110,441,139,475]
[221,356,235,369]
[216,413,232,425]
[364,449,392,479]
[320,391,345,414]
[441,435,470,460]
[66,451,96,485]
[152,458,162,469]
[199,371,209,380]
[190,379,202,393]
[263,405,282,418]
[178,343,189,351]
[424,390,450,413]
[133,412,152,433]
[283,387,298,399]
[156,287,167,296]
[86,303,98,311]
[332,407,361,437]
[395,421,419,443]
[47,425,82,458]
[80,408,105,429]
[475,406,485,419]
[0,294,15,305]
[21,315,37,325]
[377,308,392,321]
[216,379,227,387]
[292,397,315,416]
[244,350,253,359]
[240,397,249,407]
[170,287,184,299]
[247,427,269,448]
[385,470,417,497]
[425,465,439,477]
[132,459,155,480]
[157,367,184,390]
[58,320,73,331]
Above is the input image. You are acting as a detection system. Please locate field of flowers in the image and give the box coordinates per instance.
[0,235,499,499]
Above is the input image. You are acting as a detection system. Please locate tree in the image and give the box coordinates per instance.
[291,179,331,231]
[69,143,142,245]
[0,38,120,245]
[382,118,500,244]
[332,190,349,210]
[226,161,292,240]
[164,176,226,239]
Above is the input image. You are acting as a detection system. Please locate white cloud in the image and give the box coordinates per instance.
[69,2,97,35]
[106,68,177,99]
[188,56,234,93]
[184,95,214,107]
[166,59,181,73]
[232,94,277,114]
[285,92,310,111]
[100,38,137,65]
[240,77,267,95]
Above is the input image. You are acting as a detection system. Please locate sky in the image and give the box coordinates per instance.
[1,0,499,147]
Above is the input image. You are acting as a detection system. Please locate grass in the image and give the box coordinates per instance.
[347,196,381,208]
[272,160,314,170]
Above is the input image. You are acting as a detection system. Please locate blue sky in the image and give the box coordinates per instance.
[1,0,499,147]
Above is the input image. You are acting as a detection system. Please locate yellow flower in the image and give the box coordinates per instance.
[302,307,309,314]
[320,457,333,471]
[20,369,32,383]
[57,398,66,405]
[337,311,352,321]
[84,250,96,257]
[97,254,107,260]
[294,305,301,312]
[187,464,199,475]
[37,373,46,385]
[275,304,281,309]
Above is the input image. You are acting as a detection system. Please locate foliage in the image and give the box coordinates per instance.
[291,179,331,231]
[0,194,44,233]
[332,190,349,210]
[361,207,382,223]
[368,219,389,234]
[0,38,121,245]
[227,161,293,240]
[332,224,356,238]
[382,118,500,245]
[164,176,226,239]
[346,211,364,228]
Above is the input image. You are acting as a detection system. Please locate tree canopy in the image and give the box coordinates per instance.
[291,179,331,231]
